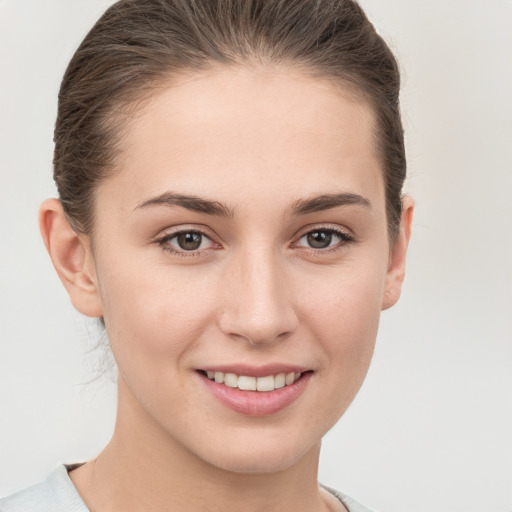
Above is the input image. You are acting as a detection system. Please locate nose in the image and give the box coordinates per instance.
[218,248,298,346]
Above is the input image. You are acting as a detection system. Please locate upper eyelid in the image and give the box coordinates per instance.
[294,223,354,240]
[154,223,354,247]
[158,231,216,247]
[155,225,217,241]
[156,230,219,257]
[292,227,357,252]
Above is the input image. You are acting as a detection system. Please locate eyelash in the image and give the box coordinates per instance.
[155,229,218,258]
[293,227,356,253]
[155,226,355,258]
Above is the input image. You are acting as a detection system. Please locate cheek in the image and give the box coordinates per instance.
[302,254,385,327]
[299,258,386,375]
[96,258,217,364]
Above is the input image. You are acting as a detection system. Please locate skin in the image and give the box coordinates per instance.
[40,65,413,512]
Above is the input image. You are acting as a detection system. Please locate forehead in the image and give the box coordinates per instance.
[103,65,384,213]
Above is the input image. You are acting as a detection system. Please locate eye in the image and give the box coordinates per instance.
[173,231,206,251]
[157,229,216,255]
[296,228,354,250]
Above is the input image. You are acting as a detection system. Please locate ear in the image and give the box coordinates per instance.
[39,198,103,317]
[381,195,414,311]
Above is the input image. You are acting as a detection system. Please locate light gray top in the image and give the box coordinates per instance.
[0,464,374,512]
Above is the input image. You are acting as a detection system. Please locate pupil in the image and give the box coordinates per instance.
[177,232,202,250]
[307,231,332,249]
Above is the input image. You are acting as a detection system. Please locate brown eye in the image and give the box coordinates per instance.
[296,228,354,251]
[158,230,213,254]
[306,231,333,249]
[175,232,203,251]
[157,228,220,257]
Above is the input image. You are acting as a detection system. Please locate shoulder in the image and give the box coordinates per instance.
[0,465,88,512]
[321,484,377,512]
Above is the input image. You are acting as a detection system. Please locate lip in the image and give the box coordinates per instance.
[200,364,308,378]
[197,368,313,417]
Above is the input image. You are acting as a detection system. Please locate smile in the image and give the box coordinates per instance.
[197,368,313,416]
[203,371,302,392]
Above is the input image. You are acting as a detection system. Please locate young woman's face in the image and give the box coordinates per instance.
[87,66,403,473]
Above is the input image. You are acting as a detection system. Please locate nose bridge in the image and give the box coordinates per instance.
[219,245,297,345]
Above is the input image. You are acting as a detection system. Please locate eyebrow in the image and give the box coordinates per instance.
[135,192,235,217]
[290,193,371,215]
[135,191,370,218]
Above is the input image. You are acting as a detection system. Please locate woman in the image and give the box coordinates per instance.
[0,1,413,511]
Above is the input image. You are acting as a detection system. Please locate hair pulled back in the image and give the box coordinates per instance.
[54,0,406,238]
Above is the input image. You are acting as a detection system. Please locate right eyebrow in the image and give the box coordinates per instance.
[134,192,235,217]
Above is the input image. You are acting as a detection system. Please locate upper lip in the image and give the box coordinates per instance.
[198,364,310,377]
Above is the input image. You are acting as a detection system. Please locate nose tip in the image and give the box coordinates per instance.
[220,314,297,347]
[217,254,298,346]
[223,310,294,346]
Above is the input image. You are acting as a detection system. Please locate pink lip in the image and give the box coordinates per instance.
[197,370,313,417]
[200,364,308,377]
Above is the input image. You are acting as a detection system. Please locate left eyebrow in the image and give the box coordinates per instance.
[290,193,371,216]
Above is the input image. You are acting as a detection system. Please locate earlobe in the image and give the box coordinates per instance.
[39,198,103,318]
[381,195,414,311]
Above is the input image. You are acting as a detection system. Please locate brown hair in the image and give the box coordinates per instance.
[54,0,405,238]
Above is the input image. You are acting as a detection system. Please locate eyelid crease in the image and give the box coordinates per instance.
[290,225,358,255]
[292,223,357,242]
[153,224,219,241]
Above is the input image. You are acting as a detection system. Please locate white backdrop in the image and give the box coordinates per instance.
[0,1,511,511]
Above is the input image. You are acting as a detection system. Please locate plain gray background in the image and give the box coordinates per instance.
[1,1,511,511]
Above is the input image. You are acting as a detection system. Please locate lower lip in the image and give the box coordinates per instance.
[198,372,312,417]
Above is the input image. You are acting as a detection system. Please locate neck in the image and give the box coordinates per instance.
[70,378,339,512]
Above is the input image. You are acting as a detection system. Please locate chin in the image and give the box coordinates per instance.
[206,452,303,475]
[193,429,321,475]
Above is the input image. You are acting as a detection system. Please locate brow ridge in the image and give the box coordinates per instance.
[291,193,371,215]
[135,192,235,217]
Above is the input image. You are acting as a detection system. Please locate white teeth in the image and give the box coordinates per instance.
[285,372,295,386]
[256,375,274,392]
[224,373,238,388]
[206,370,303,391]
[238,375,256,391]
[274,373,286,389]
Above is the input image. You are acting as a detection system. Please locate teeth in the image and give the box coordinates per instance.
[285,372,295,386]
[256,375,274,392]
[274,373,286,389]
[208,370,303,391]
[238,375,256,391]
[224,373,238,388]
